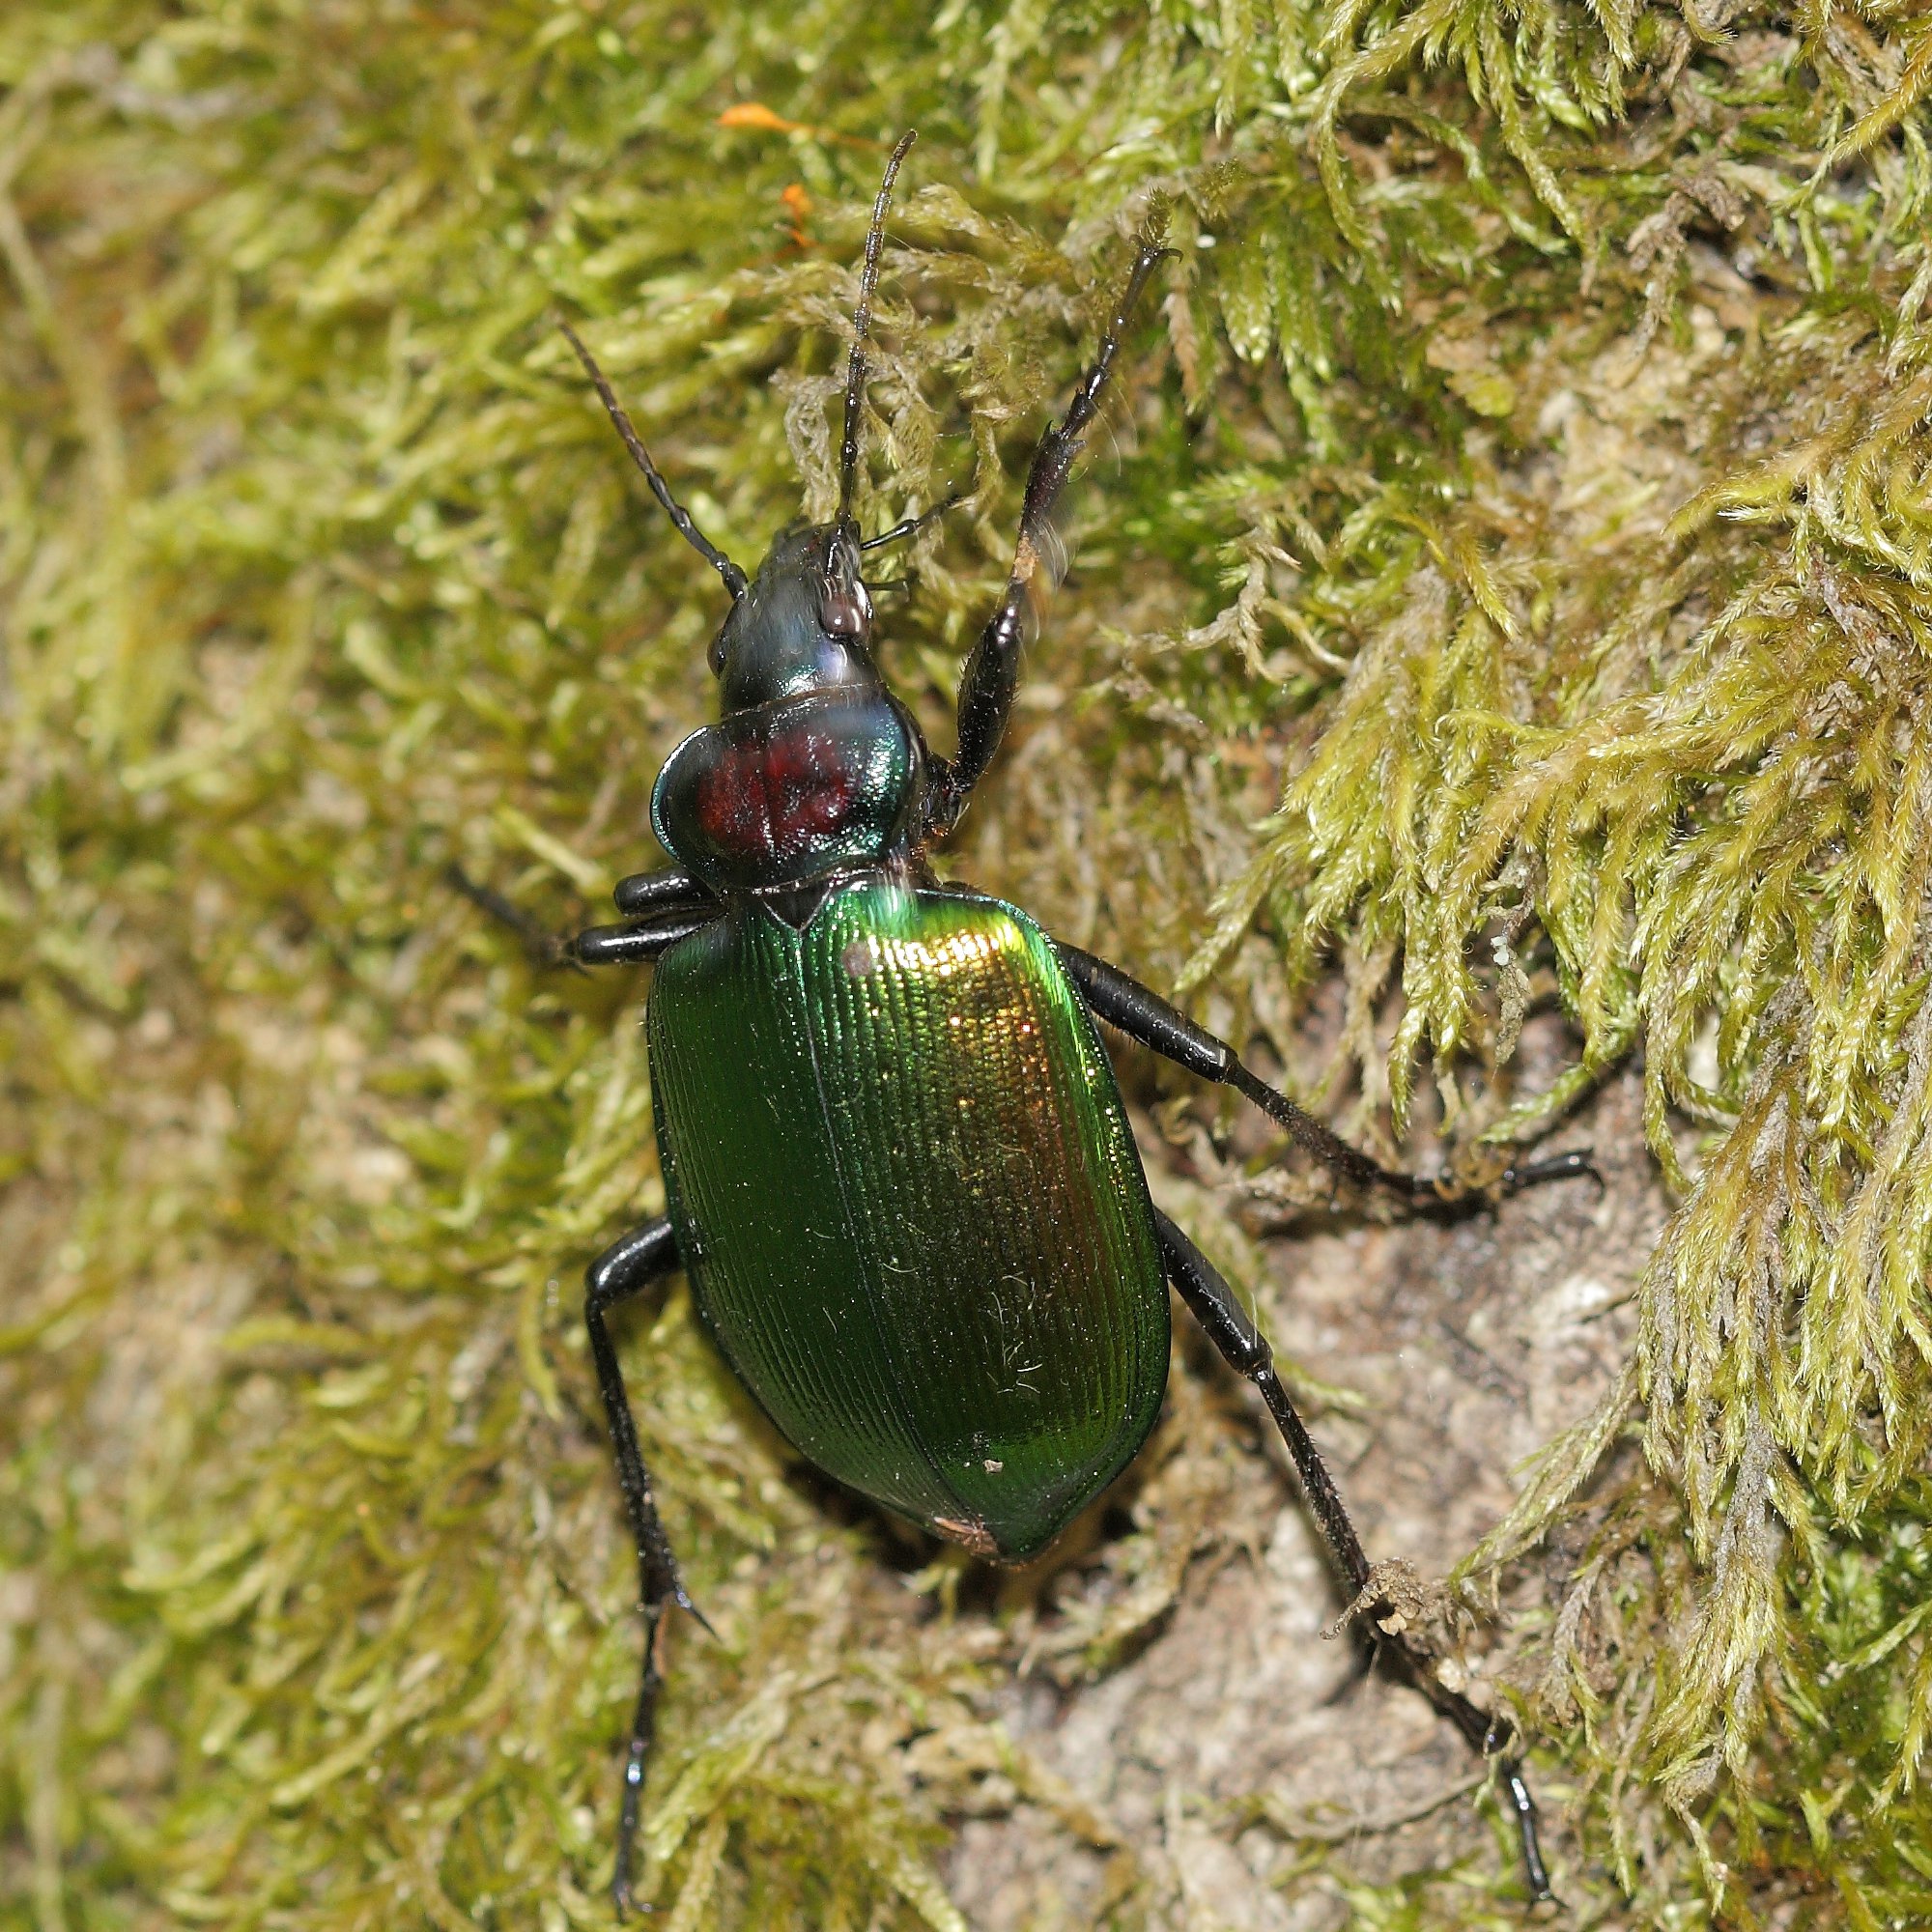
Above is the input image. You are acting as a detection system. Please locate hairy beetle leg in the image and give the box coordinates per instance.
[584,1217,700,1918]
[1058,942,1590,1212]
[1153,1209,1555,1905]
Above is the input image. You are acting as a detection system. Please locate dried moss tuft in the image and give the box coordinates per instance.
[3,1,1930,1926]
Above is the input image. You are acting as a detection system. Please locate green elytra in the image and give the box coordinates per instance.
[523,132,1586,1916]
[648,873,1168,1562]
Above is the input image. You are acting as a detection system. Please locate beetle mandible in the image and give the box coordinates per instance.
[522,131,1588,1913]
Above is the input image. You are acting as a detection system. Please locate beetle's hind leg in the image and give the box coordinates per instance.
[1058,942,1595,1209]
[584,1217,701,1917]
[1152,1209,1555,1903]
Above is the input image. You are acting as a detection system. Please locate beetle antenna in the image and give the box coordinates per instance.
[860,489,966,553]
[558,319,749,600]
[837,128,918,536]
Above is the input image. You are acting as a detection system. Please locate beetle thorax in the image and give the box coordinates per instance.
[650,683,924,896]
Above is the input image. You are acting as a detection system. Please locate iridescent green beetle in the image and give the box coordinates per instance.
[540,133,1585,1912]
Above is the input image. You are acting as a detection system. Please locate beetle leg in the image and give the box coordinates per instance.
[612,867,714,917]
[1151,1208,1555,1904]
[585,1216,699,1918]
[1057,942,1596,1208]
[566,908,720,968]
[449,867,720,973]
[924,226,1172,838]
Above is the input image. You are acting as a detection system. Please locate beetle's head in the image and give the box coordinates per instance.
[705,520,878,711]
[561,129,952,722]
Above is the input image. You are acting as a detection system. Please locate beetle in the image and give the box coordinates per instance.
[497,132,1589,1912]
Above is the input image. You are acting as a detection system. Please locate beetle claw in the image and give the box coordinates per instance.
[675,1587,718,1639]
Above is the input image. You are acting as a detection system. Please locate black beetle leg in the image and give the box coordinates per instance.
[924,226,1172,838]
[448,867,722,975]
[584,1217,703,1918]
[567,909,720,968]
[612,867,714,917]
[1057,943,1595,1210]
[1151,1209,1554,1904]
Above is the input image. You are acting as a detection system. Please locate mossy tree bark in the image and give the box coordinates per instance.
[3,2,1929,1926]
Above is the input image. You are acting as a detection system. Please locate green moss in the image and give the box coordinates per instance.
[3,0,1929,1925]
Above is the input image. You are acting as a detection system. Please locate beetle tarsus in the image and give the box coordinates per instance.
[611,1610,664,1918]
[1502,1758,1556,1904]
[1499,1147,1601,1197]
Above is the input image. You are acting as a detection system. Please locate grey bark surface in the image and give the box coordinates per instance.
[945,1063,1658,1929]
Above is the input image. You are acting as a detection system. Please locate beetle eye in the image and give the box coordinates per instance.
[707,622,729,675]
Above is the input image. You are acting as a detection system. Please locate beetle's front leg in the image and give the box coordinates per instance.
[1151,1208,1555,1903]
[448,865,719,972]
[583,1217,701,1917]
[566,909,719,968]
[611,867,711,916]
[924,227,1171,838]
[1058,942,1594,1208]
